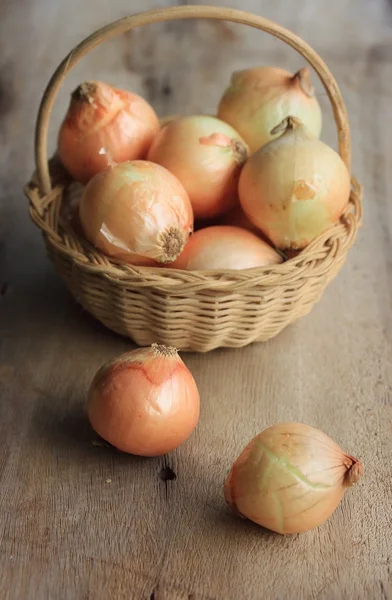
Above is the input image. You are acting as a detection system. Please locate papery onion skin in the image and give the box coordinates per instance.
[170,225,282,271]
[87,344,200,456]
[79,161,193,264]
[238,117,351,250]
[224,423,363,534]
[218,67,322,152]
[58,81,159,183]
[147,115,249,219]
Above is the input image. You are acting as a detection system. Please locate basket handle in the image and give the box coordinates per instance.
[34,5,351,195]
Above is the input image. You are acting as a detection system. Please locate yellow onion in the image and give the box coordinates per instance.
[58,81,159,183]
[170,225,282,271]
[79,161,193,265]
[218,66,322,151]
[225,423,363,534]
[88,344,200,456]
[147,115,248,219]
[238,117,351,250]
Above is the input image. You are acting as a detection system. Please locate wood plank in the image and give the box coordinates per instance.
[1,0,392,598]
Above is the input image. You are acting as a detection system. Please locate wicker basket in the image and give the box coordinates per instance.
[25,5,363,352]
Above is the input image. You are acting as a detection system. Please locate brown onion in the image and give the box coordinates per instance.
[225,423,363,534]
[87,344,200,456]
[218,66,322,151]
[58,81,159,183]
[170,226,282,271]
[238,117,351,250]
[79,161,193,265]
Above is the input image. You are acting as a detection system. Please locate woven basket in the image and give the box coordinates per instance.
[25,5,363,353]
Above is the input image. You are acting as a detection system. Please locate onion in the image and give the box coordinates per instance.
[87,344,200,456]
[170,226,282,271]
[79,161,193,265]
[147,115,249,219]
[238,117,351,250]
[224,423,363,534]
[58,81,159,183]
[218,67,322,151]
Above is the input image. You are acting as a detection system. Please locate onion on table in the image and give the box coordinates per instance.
[218,66,322,152]
[239,117,351,250]
[148,115,249,219]
[87,345,200,456]
[79,161,193,265]
[170,225,282,271]
[58,81,159,183]
[225,422,363,534]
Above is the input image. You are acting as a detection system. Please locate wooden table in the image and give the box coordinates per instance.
[1,1,391,598]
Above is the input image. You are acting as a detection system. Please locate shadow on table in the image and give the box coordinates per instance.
[31,399,152,467]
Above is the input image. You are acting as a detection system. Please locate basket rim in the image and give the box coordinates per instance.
[25,166,363,292]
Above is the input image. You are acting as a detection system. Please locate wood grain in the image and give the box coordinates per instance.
[1,0,392,598]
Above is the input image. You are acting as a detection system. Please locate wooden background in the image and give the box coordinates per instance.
[1,0,392,598]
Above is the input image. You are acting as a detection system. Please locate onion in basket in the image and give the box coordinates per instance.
[88,345,200,456]
[218,66,322,152]
[238,117,351,250]
[170,226,282,270]
[79,161,193,265]
[58,81,159,183]
[224,422,363,534]
[147,115,249,219]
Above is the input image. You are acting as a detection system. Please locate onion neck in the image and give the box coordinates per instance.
[293,67,315,97]
[199,133,248,165]
[344,457,363,487]
[69,81,126,133]
[270,116,303,137]
[72,81,98,103]
[232,140,249,165]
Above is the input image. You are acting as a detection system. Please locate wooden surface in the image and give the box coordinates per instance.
[1,1,391,598]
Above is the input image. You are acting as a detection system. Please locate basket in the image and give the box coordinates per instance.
[25,5,363,353]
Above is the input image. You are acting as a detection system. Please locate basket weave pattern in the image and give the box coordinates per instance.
[25,6,363,352]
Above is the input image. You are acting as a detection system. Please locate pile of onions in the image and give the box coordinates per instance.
[224,422,363,534]
[57,69,350,270]
[238,117,351,250]
[58,81,159,183]
[87,344,200,456]
[148,115,249,219]
[79,161,193,265]
[218,67,322,151]
[170,226,282,271]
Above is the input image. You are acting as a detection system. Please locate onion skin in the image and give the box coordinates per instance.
[224,423,363,534]
[87,345,200,456]
[147,115,249,219]
[218,67,322,152]
[58,81,159,183]
[238,117,351,250]
[79,161,193,265]
[170,226,282,271]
